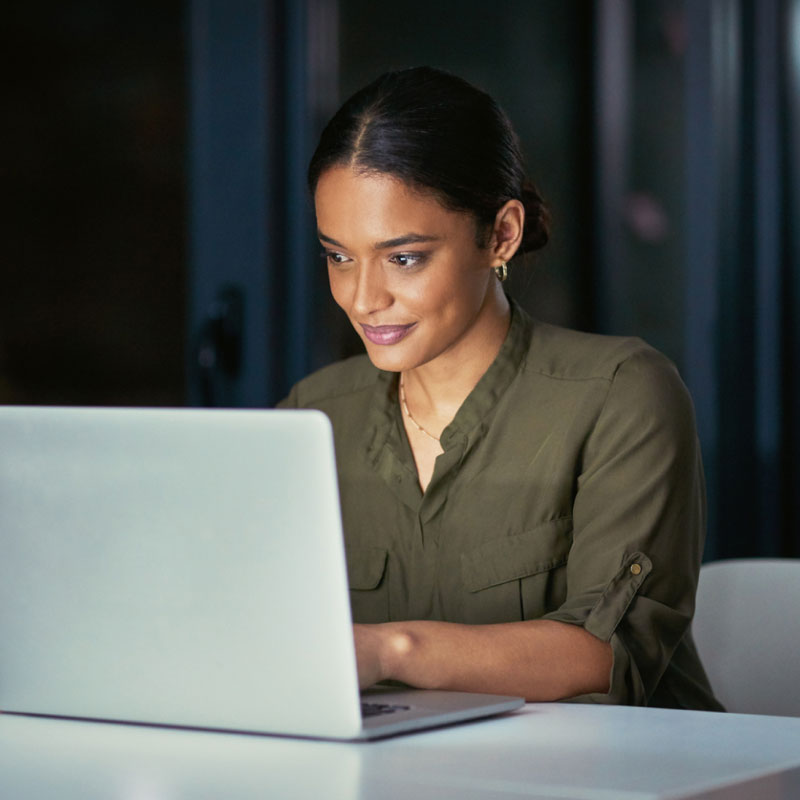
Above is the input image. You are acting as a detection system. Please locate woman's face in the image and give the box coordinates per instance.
[314,166,505,374]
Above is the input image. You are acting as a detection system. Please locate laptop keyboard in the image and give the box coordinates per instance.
[361,702,411,718]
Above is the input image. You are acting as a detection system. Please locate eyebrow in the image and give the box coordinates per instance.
[317,230,441,250]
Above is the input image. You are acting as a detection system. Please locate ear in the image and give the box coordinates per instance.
[487,199,525,265]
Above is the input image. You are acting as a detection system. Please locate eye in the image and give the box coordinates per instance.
[389,252,427,269]
[321,249,351,266]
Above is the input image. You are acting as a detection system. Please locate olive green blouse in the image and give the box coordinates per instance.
[278,302,723,710]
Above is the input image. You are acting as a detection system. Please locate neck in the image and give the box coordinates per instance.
[402,287,510,425]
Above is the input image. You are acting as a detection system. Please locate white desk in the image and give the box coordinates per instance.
[2,703,799,799]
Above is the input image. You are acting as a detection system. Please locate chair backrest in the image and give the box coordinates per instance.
[692,558,800,717]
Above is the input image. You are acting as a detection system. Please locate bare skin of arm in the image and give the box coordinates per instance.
[354,619,612,701]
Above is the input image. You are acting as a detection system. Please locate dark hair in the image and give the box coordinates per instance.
[308,67,549,256]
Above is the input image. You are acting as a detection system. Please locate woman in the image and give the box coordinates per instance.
[280,67,722,709]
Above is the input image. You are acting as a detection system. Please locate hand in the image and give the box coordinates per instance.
[353,623,387,690]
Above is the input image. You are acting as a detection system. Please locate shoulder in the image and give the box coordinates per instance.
[277,354,381,409]
[519,317,694,432]
[524,319,673,385]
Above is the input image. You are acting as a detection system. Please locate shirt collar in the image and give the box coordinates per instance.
[440,298,532,449]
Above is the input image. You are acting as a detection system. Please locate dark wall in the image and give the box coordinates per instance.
[2,2,186,406]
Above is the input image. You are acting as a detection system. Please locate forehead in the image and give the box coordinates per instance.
[314,166,470,242]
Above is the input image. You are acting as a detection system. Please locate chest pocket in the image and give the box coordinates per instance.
[458,517,572,624]
[345,546,389,623]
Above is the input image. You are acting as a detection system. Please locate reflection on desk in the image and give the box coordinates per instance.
[2,703,799,799]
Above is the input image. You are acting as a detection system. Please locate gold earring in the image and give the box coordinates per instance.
[493,262,508,282]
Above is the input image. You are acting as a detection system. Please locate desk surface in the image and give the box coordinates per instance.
[2,703,799,799]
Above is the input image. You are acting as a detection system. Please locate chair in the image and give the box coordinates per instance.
[691,558,800,717]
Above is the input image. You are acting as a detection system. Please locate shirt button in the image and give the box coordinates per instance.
[630,563,642,576]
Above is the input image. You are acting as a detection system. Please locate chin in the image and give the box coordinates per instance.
[357,339,421,373]
[362,347,405,373]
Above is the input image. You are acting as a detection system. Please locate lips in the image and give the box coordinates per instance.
[360,323,417,345]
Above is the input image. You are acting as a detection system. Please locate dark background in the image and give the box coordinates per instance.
[2,0,799,559]
[3,2,186,406]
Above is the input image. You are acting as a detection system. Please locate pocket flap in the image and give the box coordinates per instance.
[462,517,572,592]
[346,547,388,590]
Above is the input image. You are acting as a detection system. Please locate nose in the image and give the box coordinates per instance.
[351,262,392,316]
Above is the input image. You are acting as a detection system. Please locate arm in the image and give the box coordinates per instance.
[543,349,707,705]
[354,619,612,700]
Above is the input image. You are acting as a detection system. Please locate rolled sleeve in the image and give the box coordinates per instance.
[541,349,706,705]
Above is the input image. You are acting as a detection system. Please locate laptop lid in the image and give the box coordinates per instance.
[0,406,365,739]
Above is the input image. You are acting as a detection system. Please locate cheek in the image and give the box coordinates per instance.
[403,266,464,316]
[327,268,352,311]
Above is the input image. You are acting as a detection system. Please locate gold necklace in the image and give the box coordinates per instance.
[399,375,440,442]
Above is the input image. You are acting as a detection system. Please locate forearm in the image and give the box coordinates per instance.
[358,619,612,701]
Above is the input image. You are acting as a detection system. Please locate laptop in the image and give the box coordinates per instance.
[0,406,523,740]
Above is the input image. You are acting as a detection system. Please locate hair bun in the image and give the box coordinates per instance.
[519,179,550,255]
